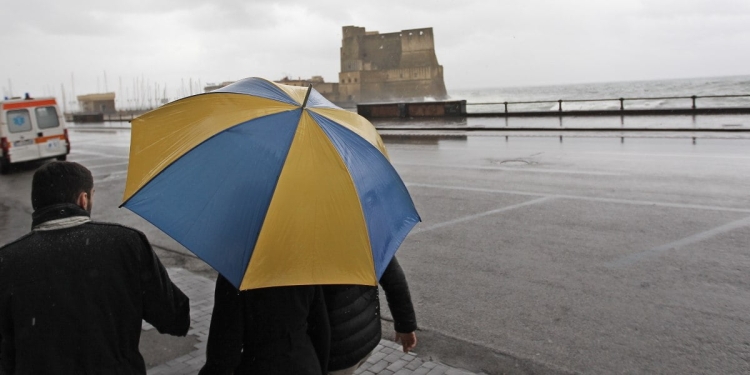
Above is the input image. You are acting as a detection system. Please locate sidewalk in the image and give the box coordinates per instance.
[146,268,485,375]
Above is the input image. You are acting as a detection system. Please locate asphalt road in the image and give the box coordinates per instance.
[2,128,750,374]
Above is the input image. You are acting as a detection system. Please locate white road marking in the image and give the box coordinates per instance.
[395,162,624,176]
[406,182,750,213]
[93,171,128,184]
[411,196,555,235]
[606,215,750,268]
[86,162,129,170]
[70,150,129,159]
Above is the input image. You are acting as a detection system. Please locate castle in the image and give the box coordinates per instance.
[206,26,448,106]
[336,26,447,104]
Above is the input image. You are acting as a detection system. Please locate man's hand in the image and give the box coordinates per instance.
[394,331,417,353]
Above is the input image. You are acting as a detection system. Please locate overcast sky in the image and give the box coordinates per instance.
[1,0,748,102]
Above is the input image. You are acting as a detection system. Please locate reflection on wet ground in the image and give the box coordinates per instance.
[371,114,750,130]
[380,133,467,145]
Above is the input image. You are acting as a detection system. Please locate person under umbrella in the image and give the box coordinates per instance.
[198,277,329,375]
[324,257,417,374]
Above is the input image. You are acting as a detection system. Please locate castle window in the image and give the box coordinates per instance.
[409,32,413,36]
[399,73,403,78]
[354,78,358,83]
[420,31,424,35]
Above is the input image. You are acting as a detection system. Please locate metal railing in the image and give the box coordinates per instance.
[467,94,750,113]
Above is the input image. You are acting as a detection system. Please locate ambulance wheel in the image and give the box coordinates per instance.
[0,158,9,175]
[56,155,67,161]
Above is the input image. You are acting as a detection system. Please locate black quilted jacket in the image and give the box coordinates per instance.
[323,257,417,371]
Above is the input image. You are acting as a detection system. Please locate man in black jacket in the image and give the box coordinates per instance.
[323,257,417,374]
[0,161,190,374]
[199,276,330,375]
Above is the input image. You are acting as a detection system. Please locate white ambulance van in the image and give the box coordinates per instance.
[0,97,70,174]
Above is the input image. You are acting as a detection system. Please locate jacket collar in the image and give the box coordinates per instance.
[31,203,91,229]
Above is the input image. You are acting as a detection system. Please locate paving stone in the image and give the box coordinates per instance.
[405,358,424,370]
[384,352,403,363]
[367,351,387,363]
[358,361,373,371]
[368,359,390,373]
[426,365,450,375]
[394,369,413,375]
[386,359,409,372]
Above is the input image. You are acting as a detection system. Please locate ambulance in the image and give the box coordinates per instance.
[0,96,70,174]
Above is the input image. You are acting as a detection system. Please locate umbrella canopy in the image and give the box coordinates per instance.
[122,77,420,290]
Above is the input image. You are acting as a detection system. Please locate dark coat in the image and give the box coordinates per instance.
[0,203,190,375]
[323,257,417,371]
[199,276,330,375]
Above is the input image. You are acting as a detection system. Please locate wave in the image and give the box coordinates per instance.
[452,75,750,108]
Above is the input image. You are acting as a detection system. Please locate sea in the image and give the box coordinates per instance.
[364,75,750,131]
[448,75,750,113]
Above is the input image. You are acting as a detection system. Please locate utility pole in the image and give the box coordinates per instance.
[61,84,67,114]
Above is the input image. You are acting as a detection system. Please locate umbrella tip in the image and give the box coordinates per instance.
[301,84,312,108]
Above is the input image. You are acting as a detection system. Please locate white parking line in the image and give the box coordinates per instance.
[406,182,750,213]
[580,151,750,160]
[71,150,129,159]
[411,196,555,235]
[395,162,625,176]
[606,215,750,268]
[93,171,128,184]
[86,162,129,170]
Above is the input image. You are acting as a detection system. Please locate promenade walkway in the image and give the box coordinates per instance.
[146,268,484,375]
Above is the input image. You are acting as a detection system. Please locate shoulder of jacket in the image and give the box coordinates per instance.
[85,222,149,240]
[87,221,144,233]
[0,232,35,251]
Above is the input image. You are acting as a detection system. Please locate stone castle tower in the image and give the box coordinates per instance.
[337,26,448,103]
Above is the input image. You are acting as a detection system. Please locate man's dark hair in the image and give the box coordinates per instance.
[31,161,94,210]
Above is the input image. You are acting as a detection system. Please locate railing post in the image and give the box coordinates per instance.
[691,95,696,109]
[619,98,624,110]
[558,100,562,112]
[504,101,508,114]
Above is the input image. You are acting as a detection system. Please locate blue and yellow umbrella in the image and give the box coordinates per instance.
[122,77,420,290]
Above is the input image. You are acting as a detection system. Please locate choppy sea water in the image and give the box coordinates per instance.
[361,75,750,131]
[448,75,750,113]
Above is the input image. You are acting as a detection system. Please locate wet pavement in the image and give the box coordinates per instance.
[2,126,750,374]
[370,113,750,130]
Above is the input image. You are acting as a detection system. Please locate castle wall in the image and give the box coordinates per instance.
[337,26,447,104]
